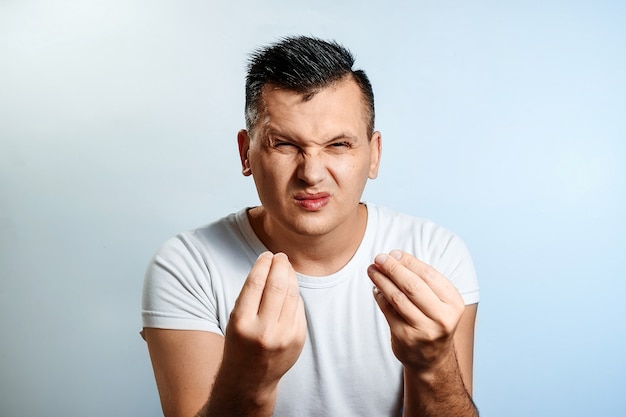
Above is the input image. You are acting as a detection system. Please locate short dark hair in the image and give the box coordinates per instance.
[245,36,375,136]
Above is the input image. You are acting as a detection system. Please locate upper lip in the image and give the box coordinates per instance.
[294,192,330,200]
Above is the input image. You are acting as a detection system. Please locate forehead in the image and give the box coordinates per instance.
[257,78,370,138]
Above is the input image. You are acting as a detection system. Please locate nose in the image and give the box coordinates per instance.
[297,152,327,185]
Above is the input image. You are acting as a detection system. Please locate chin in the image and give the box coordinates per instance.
[284,214,339,237]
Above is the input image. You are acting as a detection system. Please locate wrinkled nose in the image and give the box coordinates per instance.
[297,153,327,185]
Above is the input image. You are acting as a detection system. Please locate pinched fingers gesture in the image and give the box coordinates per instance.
[224,252,307,386]
[367,250,465,371]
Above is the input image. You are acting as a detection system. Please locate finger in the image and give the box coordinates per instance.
[279,262,304,324]
[372,285,407,329]
[389,250,464,306]
[367,262,428,326]
[258,253,292,321]
[369,253,446,320]
[235,251,273,316]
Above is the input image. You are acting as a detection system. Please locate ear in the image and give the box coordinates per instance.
[237,129,252,176]
[368,131,382,179]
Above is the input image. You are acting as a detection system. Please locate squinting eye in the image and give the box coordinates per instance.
[331,142,350,148]
[273,141,295,148]
[272,141,301,152]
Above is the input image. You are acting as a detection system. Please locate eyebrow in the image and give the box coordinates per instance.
[266,127,360,144]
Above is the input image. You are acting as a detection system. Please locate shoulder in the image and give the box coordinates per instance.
[365,202,476,280]
[143,209,261,291]
[142,209,258,330]
[368,203,436,227]
[367,203,458,249]
[153,209,248,259]
[365,203,479,304]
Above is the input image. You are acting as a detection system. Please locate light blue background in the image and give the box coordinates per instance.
[1,1,624,416]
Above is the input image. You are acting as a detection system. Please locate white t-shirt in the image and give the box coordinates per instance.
[142,203,479,416]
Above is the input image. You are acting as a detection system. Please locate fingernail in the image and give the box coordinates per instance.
[390,250,402,260]
[274,252,289,261]
[258,251,273,259]
[374,253,387,264]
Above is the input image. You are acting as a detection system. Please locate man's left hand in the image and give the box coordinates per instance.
[367,250,465,372]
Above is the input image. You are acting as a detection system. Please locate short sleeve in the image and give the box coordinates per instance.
[434,233,480,305]
[141,234,223,334]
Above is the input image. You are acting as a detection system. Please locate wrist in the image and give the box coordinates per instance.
[208,359,280,414]
[403,347,458,386]
[402,348,477,417]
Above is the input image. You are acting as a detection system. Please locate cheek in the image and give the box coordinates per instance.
[253,157,293,188]
[331,155,371,182]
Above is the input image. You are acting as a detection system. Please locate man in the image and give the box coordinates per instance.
[142,36,480,417]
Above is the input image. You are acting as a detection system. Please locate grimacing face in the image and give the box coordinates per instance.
[238,78,381,239]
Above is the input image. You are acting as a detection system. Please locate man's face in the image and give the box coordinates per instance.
[238,77,381,238]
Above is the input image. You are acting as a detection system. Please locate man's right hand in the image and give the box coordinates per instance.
[146,252,307,417]
[218,251,307,398]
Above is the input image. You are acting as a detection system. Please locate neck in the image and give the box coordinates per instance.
[248,204,368,276]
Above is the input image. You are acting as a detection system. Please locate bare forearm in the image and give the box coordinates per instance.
[196,365,278,417]
[402,352,478,417]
